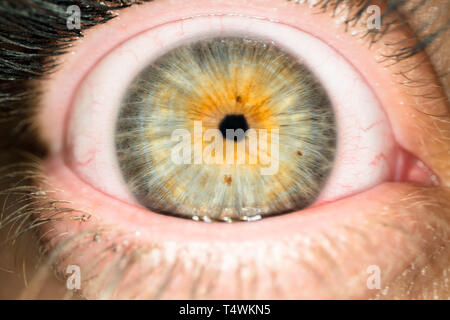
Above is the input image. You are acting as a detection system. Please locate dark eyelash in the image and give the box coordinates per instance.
[0,0,446,126]
[0,0,126,124]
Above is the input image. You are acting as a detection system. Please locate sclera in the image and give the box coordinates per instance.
[67,14,395,208]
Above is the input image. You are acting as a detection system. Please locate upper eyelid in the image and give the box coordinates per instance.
[0,0,447,123]
[33,2,449,179]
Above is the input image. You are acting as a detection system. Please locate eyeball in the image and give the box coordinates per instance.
[66,15,396,221]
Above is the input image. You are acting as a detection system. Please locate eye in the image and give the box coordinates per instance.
[26,0,450,300]
[64,15,398,221]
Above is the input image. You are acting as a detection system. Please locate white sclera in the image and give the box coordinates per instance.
[67,15,395,205]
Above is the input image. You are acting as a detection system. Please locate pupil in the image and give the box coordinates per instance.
[219,114,249,141]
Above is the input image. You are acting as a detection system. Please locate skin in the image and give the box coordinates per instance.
[0,0,449,299]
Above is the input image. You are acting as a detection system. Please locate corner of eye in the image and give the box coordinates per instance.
[394,148,440,187]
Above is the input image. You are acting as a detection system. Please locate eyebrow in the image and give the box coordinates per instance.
[0,0,447,126]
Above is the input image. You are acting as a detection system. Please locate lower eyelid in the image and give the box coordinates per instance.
[37,156,450,298]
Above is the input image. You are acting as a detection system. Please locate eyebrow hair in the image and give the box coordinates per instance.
[0,0,447,130]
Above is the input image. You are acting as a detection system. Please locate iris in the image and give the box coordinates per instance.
[115,37,336,221]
